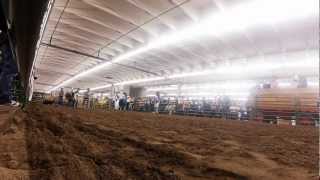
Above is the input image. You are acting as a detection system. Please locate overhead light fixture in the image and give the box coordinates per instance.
[48,0,316,92]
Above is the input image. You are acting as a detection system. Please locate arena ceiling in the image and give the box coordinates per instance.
[33,0,319,92]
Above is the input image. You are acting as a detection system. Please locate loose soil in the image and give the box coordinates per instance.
[0,104,318,179]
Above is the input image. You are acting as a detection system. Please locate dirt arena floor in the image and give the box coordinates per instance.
[0,104,318,180]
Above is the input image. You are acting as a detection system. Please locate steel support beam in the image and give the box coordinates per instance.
[41,42,160,76]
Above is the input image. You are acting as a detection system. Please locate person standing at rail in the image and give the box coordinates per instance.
[154,92,160,114]
[119,94,124,111]
[58,88,64,105]
[72,88,79,108]
[83,88,90,109]
[114,95,120,111]
[221,95,231,119]
[65,91,73,107]
[119,92,127,111]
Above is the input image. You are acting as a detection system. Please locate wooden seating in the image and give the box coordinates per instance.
[251,87,319,125]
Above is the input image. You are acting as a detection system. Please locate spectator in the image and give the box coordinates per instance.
[154,93,160,114]
[58,88,64,105]
[114,95,120,111]
[83,88,90,109]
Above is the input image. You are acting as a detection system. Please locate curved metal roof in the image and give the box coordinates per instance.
[34,0,319,92]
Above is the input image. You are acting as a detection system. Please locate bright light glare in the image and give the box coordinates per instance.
[102,93,110,96]
[91,84,112,91]
[48,0,316,92]
[164,93,178,97]
[201,0,317,36]
[168,70,214,79]
[147,86,178,92]
[308,81,319,87]
[278,82,291,88]
[114,77,166,86]
[182,81,256,91]
[148,81,253,99]
[180,92,250,98]
[87,50,317,91]
[146,94,156,97]
[49,62,112,92]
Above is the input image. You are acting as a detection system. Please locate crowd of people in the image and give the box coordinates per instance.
[52,88,250,121]
[113,92,135,111]
[56,88,138,112]
[58,88,80,108]
[55,89,237,117]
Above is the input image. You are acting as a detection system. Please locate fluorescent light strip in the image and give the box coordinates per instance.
[48,0,316,92]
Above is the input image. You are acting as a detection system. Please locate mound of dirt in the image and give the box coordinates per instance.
[0,104,318,179]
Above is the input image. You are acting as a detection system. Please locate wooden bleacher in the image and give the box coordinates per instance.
[251,88,319,125]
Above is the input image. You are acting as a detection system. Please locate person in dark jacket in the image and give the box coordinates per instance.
[58,88,64,105]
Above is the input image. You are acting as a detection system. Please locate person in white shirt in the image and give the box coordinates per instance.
[154,92,160,113]
[83,88,90,109]
[114,95,120,111]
